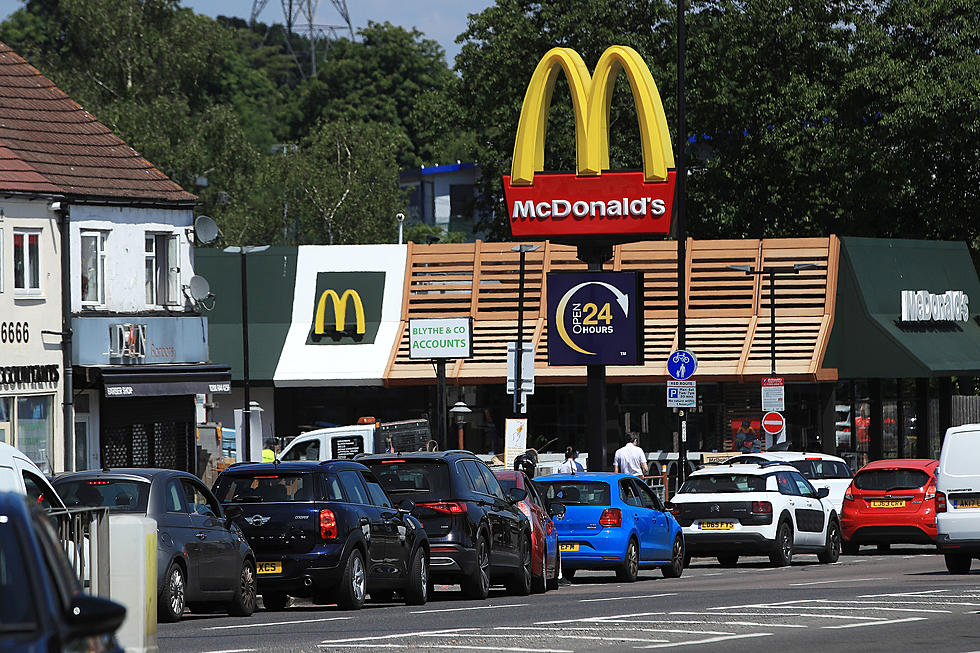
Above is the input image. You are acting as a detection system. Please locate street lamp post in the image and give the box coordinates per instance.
[225,245,270,461]
[450,401,472,450]
[512,244,540,417]
[728,263,816,375]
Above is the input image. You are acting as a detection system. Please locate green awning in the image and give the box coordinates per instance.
[825,237,980,378]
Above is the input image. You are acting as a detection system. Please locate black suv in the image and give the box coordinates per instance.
[358,451,532,599]
[213,460,429,610]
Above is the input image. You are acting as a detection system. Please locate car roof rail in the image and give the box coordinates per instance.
[758,460,788,468]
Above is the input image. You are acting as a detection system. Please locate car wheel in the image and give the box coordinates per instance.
[507,533,533,596]
[403,547,429,606]
[546,550,560,591]
[717,554,739,568]
[564,567,577,580]
[769,521,794,567]
[461,534,490,600]
[227,560,257,616]
[661,536,684,578]
[616,538,639,582]
[531,541,547,593]
[261,592,289,611]
[158,563,186,623]
[945,552,972,575]
[336,549,366,610]
[842,539,860,555]
[818,520,842,564]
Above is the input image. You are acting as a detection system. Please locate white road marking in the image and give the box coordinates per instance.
[323,629,476,645]
[206,617,351,630]
[320,646,571,652]
[580,593,677,603]
[789,577,886,586]
[536,611,666,624]
[782,598,980,607]
[410,603,529,614]
[562,617,807,628]
[721,604,950,614]
[202,649,256,653]
[822,617,928,629]
[495,626,736,636]
[415,633,669,644]
[636,633,774,648]
[859,589,948,597]
[674,611,879,620]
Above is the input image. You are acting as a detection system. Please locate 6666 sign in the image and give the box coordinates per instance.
[0,321,29,344]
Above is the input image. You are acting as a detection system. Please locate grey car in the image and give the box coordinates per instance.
[54,468,256,622]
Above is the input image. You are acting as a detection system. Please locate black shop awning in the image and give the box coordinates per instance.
[89,364,232,398]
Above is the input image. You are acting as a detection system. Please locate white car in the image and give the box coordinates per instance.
[936,424,980,574]
[723,452,852,514]
[0,441,65,511]
[668,462,841,567]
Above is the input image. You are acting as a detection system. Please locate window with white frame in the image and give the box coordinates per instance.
[144,233,180,306]
[80,231,107,305]
[13,229,41,295]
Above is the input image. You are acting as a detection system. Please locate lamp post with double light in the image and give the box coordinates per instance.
[224,244,270,461]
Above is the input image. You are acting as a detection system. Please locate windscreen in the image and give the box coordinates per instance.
[369,461,452,502]
[853,469,929,491]
[214,473,315,503]
[535,481,611,506]
[678,474,766,494]
[57,479,150,512]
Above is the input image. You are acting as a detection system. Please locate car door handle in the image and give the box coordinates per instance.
[195,532,207,540]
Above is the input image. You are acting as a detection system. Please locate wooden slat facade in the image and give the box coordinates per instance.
[385,237,840,386]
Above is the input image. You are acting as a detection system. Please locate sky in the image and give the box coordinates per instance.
[0,0,494,64]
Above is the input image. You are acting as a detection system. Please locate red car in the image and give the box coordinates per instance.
[840,458,939,554]
[493,470,560,592]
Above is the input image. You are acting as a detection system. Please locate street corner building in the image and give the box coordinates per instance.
[0,41,229,474]
[198,236,980,469]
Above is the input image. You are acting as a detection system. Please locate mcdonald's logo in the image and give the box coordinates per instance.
[307,272,385,345]
[503,46,675,239]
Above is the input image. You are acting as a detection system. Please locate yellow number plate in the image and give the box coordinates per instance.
[870,500,906,508]
[256,562,282,575]
[955,499,980,509]
[699,521,735,530]
[559,543,579,552]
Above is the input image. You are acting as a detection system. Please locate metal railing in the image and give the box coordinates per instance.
[49,507,111,596]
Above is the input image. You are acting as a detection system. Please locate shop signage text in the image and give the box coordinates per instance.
[547,271,643,366]
[408,317,473,359]
[900,290,970,322]
[307,272,385,345]
[504,46,675,239]
[0,364,60,386]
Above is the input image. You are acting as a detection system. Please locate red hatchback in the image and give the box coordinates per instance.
[493,470,560,592]
[840,458,939,554]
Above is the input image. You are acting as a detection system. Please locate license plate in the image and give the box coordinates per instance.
[559,543,579,552]
[955,499,980,509]
[698,521,735,530]
[256,562,282,575]
[870,500,906,508]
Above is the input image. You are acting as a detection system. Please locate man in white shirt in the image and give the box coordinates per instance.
[613,432,648,477]
[556,446,584,474]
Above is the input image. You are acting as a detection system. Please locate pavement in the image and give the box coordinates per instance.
[158,546,980,652]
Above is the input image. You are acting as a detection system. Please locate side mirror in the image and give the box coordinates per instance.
[224,504,243,527]
[67,594,126,639]
[548,502,566,518]
[508,487,528,503]
[398,498,416,513]
[815,487,830,499]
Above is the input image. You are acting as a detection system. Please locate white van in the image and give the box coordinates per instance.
[279,418,431,462]
[0,441,66,511]
[935,423,980,574]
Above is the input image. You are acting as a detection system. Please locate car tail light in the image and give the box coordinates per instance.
[419,501,467,515]
[599,508,622,527]
[666,503,680,517]
[319,509,337,540]
[925,481,936,501]
[751,501,772,514]
[844,492,854,502]
[936,491,947,513]
[517,501,532,519]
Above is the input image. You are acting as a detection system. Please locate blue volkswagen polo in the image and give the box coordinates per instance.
[534,472,685,581]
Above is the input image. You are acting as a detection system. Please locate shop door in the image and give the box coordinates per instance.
[100,395,196,472]
[74,417,100,472]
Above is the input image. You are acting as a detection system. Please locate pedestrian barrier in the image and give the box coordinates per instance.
[50,506,111,596]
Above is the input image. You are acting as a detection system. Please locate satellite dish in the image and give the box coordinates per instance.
[194,215,219,244]
[188,275,211,301]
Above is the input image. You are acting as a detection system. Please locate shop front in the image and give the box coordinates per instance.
[72,316,230,472]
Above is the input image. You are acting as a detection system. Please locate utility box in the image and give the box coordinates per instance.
[109,515,158,653]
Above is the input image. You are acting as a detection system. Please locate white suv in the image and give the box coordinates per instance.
[668,463,841,567]
[936,424,980,574]
[723,452,852,513]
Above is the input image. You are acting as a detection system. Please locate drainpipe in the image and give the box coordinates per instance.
[57,202,73,472]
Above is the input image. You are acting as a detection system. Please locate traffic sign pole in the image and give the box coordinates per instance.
[667,350,698,488]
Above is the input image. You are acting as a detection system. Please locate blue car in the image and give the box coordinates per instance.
[534,472,685,581]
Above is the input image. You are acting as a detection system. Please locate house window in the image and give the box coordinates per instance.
[13,229,41,295]
[144,234,180,306]
[80,231,107,305]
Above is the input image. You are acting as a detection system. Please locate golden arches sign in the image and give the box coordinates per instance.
[314,289,366,335]
[504,46,676,239]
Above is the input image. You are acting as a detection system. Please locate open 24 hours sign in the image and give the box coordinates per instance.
[547,271,644,366]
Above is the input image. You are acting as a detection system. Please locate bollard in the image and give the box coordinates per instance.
[109,515,159,653]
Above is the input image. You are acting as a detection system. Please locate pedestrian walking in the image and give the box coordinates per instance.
[613,432,648,477]
[556,446,584,474]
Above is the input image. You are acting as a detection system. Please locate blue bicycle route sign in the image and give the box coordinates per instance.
[667,349,697,380]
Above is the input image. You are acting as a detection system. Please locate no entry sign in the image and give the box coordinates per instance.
[762,411,785,435]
